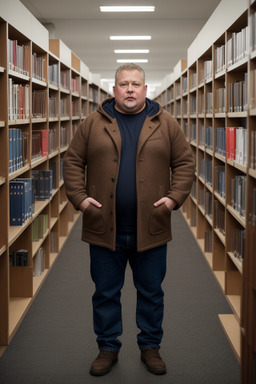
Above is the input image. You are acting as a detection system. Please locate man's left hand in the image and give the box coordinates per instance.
[154,197,176,212]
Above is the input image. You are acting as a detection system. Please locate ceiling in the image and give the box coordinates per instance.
[19,0,222,95]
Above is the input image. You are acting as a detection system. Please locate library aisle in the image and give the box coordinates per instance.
[0,211,240,384]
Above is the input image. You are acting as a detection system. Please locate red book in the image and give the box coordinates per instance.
[41,130,48,156]
[227,127,237,160]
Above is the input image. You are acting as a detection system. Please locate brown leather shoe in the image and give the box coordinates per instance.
[90,350,118,376]
[141,347,167,375]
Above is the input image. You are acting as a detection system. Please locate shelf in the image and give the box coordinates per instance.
[227,204,246,228]
[219,314,241,361]
[227,252,243,274]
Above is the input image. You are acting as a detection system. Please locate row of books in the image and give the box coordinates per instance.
[60,98,69,117]
[9,171,53,226]
[227,26,248,67]
[199,159,212,186]
[215,166,225,198]
[32,90,46,118]
[231,228,246,261]
[32,130,48,160]
[205,190,212,218]
[8,80,30,120]
[250,69,256,110]
[33,247,45,277]
[214,200,225,235]
[9,178,34,225]
[228,74,248,113]
[9,128,28,173]
[216,127,226,157]
[250,188,256,227]
[9,249,29,266]
[61,70,70,90]
[89,87,98,103]
[226,126,247,166]
[60,126,69,148]
[215,44,225,74]
[49,128,58,154]
[32,214,48,242]
[32,53,45,82]
[215,88,226,113]
[199,125,213,151]
[231,175,246,217]
[8,39,29,76]
[250,11,256,52]
[49,63,59,87]
[71,77,79,94]
[49,96,58,118]
[204,60,212,81]
[251,131,256,170]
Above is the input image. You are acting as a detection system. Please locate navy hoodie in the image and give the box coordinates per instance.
[103,98,159,232]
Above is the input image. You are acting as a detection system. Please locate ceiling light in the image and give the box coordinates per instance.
[114,49,149,54]
[110,36,151,41]
[100,6,155,12]
[117,59,148,63]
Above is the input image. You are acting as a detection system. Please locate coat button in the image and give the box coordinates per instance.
[111,177,115,182]
[110,193,113,198]
[112,156,117,162]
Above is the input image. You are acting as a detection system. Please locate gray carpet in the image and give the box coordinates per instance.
[0,210,240,384]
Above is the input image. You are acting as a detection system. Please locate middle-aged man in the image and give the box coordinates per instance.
[63,63,195,376]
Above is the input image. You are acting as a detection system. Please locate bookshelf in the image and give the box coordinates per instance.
[0,3,109,355]
[155,0,255,382]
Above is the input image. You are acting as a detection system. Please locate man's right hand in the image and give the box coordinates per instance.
[78,197,102,212]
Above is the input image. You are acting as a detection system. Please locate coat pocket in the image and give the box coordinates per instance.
[149,203,171,235]
[83,204,106,234]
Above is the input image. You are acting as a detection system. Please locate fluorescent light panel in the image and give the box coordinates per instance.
[117,59,148,63]
[100,6,155,12]
[114,49,149,54]
[110,36,151,41]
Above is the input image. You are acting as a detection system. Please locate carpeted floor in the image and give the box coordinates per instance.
[0,210,240,384]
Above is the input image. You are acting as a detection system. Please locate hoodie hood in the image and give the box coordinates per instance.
[101,97,160,120]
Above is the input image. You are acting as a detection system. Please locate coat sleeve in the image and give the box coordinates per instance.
[63,119,89,210]
[167,116,195,208]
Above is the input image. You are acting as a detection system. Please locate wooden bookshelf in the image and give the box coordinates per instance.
[155,1,255,382]
[0,5,109,355]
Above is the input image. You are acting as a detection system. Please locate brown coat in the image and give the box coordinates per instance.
[63,98,195,252]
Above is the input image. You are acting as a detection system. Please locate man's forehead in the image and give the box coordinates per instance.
[117,69,143,81]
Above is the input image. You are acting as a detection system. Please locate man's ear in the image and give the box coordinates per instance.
[112,86,115,96]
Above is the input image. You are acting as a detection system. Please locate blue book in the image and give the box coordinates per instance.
[9,129,13,173]
[9,181,25,225]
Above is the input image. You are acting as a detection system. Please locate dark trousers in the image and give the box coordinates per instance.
[90,232,167,352]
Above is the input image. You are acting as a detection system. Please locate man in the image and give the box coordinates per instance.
[63,63,195,376]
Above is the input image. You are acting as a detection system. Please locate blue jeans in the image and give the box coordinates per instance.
[90,232,167,352]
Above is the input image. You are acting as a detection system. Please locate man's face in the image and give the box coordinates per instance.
[113,69,147,114]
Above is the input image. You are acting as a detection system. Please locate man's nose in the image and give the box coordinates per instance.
[127,83,134,91]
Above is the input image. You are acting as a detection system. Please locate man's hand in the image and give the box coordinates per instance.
[78,197,102,212]
[154,197,176,212]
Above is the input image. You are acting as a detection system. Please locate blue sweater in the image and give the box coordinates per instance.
[103,98,159,231]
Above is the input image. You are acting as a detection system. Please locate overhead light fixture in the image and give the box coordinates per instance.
[100,6,155,12]
[117,59,148,63]
[110,36,151,41]
[114,49,149,54]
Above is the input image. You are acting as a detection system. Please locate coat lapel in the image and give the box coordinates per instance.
[137,116,160,156]
[104,121,122,157]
